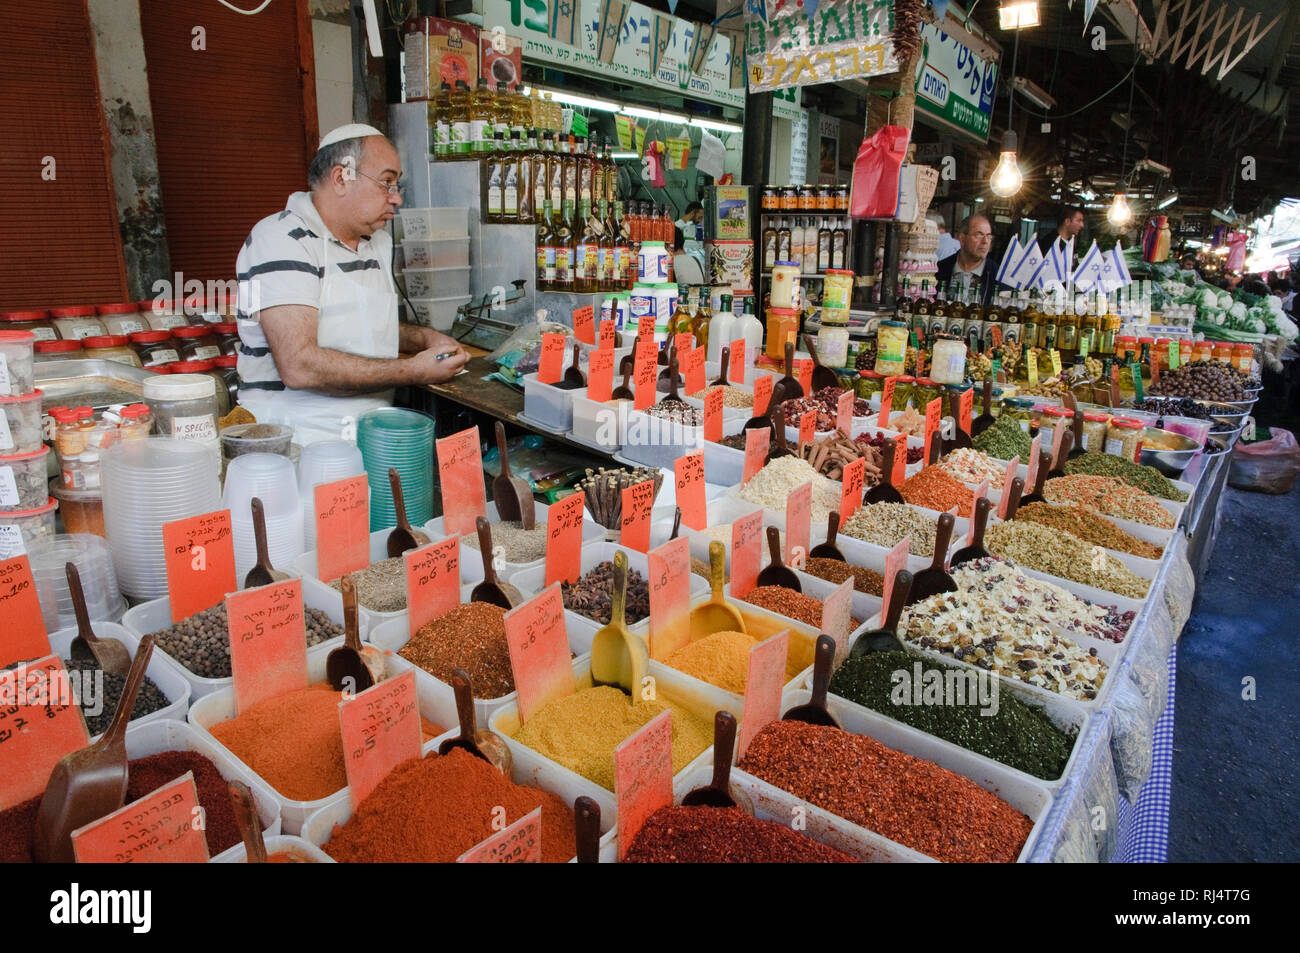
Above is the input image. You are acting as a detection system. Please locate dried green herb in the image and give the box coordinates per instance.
[1061,451,1188,501]
[971,414,1032,462]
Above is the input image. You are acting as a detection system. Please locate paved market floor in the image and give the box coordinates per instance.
[1169,478,1300,861]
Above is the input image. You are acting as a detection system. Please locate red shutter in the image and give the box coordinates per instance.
[138,0,319,289]
[0,0,128,308]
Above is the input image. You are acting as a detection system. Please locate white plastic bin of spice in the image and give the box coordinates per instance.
[213,834,332,864]
[1105,417,1144,463]
[620,405,706,470]
[49,306,107,340]
[95,303,149,336]
[0,389,43,453]
[143,372,219,442]
[522,372,577,432]
[571,391,630,452]
[0,496,57,557]
[0,446,51,511]
[293,527,428,637]
[0,329,36,397]
[424,500,604,586]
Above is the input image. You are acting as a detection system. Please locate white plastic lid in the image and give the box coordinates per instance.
[142,373,216,402]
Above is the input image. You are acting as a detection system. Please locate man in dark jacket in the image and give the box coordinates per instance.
[935,214,999,305]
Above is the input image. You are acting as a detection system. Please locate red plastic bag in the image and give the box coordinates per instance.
[1229,428,1300,494]
[850,125,910,219]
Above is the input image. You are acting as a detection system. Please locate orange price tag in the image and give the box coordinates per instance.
[0,556,50,668]
[728,338,746,385]
[226,579,310,714]
[737,629,790,758]
[742,426,770,484]
[71,772,209,864]
[1051,420,1067,469]
[339,670,423,808]
[457,806,542,863]
[990,324,1003,348]
[436,426,487,538]
[647,536,691,660]
[958,387,974,435]
[1025,433,1043,491]
[997,455,1020,519]
[892,432,908,485]
[637,313,657,343]
[0,656,90,808]
[730,510,763,599]
[538,332,567,384]
[633,347,657,411]
[799,409,817,445]
[879,537,910,622]
[674,452,706,531]
[405,536,460,635]
[923,397,942,465]
[785,482,811,568]
[822,577,855,659]
[587,346,614,403]
[794,359,813,397]
[615,708,673,860]
[880,376,897,417]
[598,319,616,349]
[752,374,773,416]
[620,479,656,553]
[968,480,989,546]
[314,475,370,584]
[504,584,575,723]
[836,389,854,435]
[163,509,236,623]
[544,491,585,586]
[703,388,723,443]
[674,331,694,357]
[572,306,595,345]
[840,457,866,520]
[681,345,705,396]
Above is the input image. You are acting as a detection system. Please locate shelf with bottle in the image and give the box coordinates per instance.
[758,184,850,216]
[430,81,565,160]
[759,214,851,276]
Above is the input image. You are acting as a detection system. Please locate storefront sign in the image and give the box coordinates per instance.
[744,0,898,93]
[914,22,997,142]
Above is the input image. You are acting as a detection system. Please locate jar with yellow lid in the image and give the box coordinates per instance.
[1105,416,1144,462]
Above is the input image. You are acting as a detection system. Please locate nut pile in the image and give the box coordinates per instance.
[149,603,342,678]
[796,433,882,482]
[840,503,938,556]
[802,557,884,596]
[561,561,651,625]
[1015,502,1164,559]
[691,385,753,408]
[463,520,549,563]
[938,447,1006,488]
[856,431,924,463]
[1061,451,1188,501]
[984,520,1151,598]
[738,455,842,523]
[399,602,514,698]
[899,466,975,516]
[1149,360,1248,401]
[1043,475,1176,529]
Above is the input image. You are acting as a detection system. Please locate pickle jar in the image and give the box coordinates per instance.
[856,369,884,404]
[1000,396,1037,432]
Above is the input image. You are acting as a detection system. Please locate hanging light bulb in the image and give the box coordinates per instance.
[990,131,1023,197]
[1107,189,1132,226]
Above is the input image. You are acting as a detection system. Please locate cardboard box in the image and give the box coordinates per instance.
[480,31,523,89]
[402,17,479,101]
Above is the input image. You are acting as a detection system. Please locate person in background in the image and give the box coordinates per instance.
[932,212,961,260]
[935,214,999,305]
[1268,276,1294,315]
[673,201,705,250]
[1180,252,1201,278]
[1040,204,1086,269]
[235,123,468,446]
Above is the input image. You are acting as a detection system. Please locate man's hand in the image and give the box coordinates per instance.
[399,324,463,355]
[403,341,469,383]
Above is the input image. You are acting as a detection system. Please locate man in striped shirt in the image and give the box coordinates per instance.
[235,123,467,444]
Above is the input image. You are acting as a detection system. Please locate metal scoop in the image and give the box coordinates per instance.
[228,780,268,863]
[802,334,840,392]
[439,668,512,774]
[326,575,375,694]
[590,550,650,697]
[66,562,131,676]
[863,440,904,505]
[782,635,840,728]
[244,497,289,589]
[689,541,746,639]
[681,711,741,808]
[756,525,800,591]
[469,517,522,609]
[386,467,430,558]
[907,511,957,604]
[949,496,993,570]
[492,420,536,529]
[808,511,847,561]
[848,569,912,658]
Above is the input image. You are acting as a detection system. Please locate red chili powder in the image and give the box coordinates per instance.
[624,806,859,863]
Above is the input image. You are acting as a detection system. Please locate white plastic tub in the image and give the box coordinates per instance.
[212,834,333,863]
[619,407,708,470]
[401,236,470,269]
[402,265,471,299]
[522,372,578,432]
[0,389,43,453]
[408,294,471,331]
[571,391,629,452]
[650,495,762,576]
[398,207,468,242]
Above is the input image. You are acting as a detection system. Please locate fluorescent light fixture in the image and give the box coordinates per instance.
[621,105,690,124]
[999,2,1040,29]
[1158,193,1178,209]
[689,117,743,133]
[610,152,638,159]
[1012,76,1055,109]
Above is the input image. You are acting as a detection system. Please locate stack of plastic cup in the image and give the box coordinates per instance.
[102,437,222,600]
[297,439,366,551]
[356,408,435,531]
[222,453,304,582]
[29,534,126,632]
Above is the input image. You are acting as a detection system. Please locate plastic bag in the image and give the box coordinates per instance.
[1228,427,1300,494]
[850,125,909,218]
[486,311,572,379]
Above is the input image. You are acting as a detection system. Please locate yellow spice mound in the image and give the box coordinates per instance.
[664,631,757,694]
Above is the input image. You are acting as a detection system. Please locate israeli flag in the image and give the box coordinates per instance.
[1111,244,1133,286]
[1010,240,1045,289]
[1050,236,1074,278]
[996,236,1023,286]
[1073,241,1105,293]
[1025,251,1055,292]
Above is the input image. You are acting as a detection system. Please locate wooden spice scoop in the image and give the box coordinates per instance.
[33,635,156,863]
[563,343,586,388]
[574,796,601,863]
[681,711,741,808]
[1018,449,1055,507]
[590,550,650,698]
[710,346,731,387]
[611,365,635,401]
[440,668,512,775]
[949,496,993,570]
[970,379,996,436]
[1065,393,1087,460]
[808,511,847,562]
[756,525,801,592]
[66,562,131,676]
[1047,429,1074,480]
[848,570,912,658]
[778,340,803,400]
[228,780,268,863]
[670,506,682,540]
[690,541,747,640]
[619,336,638,376]
[767,406,794,460]
[386,467,431,558]
[1001,476,1026,521]
[782,635,840,728]
[469,517,522,609]
[863,440,904,505]
[491,421,536,530]
[657,357,685,407]
[245,497,290,589]
[742,379,783,436]
[326,575,375,694]
[907,511,958,604]
[802,334,840,393]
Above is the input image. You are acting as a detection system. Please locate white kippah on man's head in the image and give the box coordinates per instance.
[318,123,385,149]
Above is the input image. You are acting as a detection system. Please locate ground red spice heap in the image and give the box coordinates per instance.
[899,466,975,517]
[323,748,577,863]
[623,805,858,863]
[737,720,1034,863]
[741,585,861,630]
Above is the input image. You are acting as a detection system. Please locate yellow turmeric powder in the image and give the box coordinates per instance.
[664,631,756,693]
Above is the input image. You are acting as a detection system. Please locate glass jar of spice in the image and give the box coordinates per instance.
[49,306,106,341]
[81,335,142,368]
[889,375,916,414]
[1080,411,1111,453]
[211,322,240,356]
[210,354,239,411]
[912,377,943,413]
[1106,416,1144,462]
[1001,396,1037,432]
[143,372,220,443]
[139,300,191,331]
[129,330,180,369]
[1191,340,1213,363]
[172,325,223,361]
[0,310,58,342]
[96,303,149,337]
[1038,406,1073,440]
[34,339,83,362]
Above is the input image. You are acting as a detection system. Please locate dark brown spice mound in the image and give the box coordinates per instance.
[803,557,884,596]
[624,805,858,863]
[399,602,514,698]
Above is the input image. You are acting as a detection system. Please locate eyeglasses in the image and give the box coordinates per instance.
[356,169,402,195]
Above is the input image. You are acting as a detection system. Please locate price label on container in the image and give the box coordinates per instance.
[996,456,1020,519]
[458,806,542,863]
[728,339,746,385]
[405,536,460,636]
[1027,357,1039,388]
[968,480,989,546]
[71,772,208,864]
[620,479,656,554]
[0,655,90,808]
[674,332,694,358]
[674,452,706,531]
[163,509,236,623]
[648,536,691,660]
[822,578,855,659]
[0,556,50,668]
[742,426,770,485]
[538,332,567,385]
[227,579,309,713]
[1150,352,1160,383]
[1168,340,1180,370]
[923,397,942,466]
[703,387,724,443]
[958,387,974,435]
[730,510,763,599]
[599,319,617,349]
[836,390,854,436]
[1025,435,1044,494]
[1049,349,1062,378]
[681,345,706,396]
[840,458,865,521]
[572,306,595,345]
[880,376,897,420]
[436,427,488,538]
[737,629,790,760]
[752,375,773,416]
[587,346,614,403]
[637,315,657,343]
[799,409,817,446]
[339,670,423,809]
[615,709,673,860]
[544,491,585,587]
[785,482,811,569]
[892,433,908,486]
[314,475,370,584]
[504,584,575,723]
[794,359,813,397]
[633,347,657,411]
[879,537,910,623]
[1130,361,1145,402]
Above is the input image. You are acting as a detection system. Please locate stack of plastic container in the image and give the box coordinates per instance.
[101,437,222,599]
[356,408,434,531]
[297,439,366,551]
[222,453,305,582]
[397,207,471,331]
[28,534,126,631]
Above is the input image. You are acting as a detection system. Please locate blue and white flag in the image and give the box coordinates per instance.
[1111,244,1133,286]
[596,0,629,64]
[996,236,1023,286]
[549,0,579,45]
[1073,241,1105,292]
[1026,252,1055,292]
[1010,240,1045,289]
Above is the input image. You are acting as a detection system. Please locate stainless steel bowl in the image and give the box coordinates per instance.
[1140,427,1201,476]
[1192,399,1250,426]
